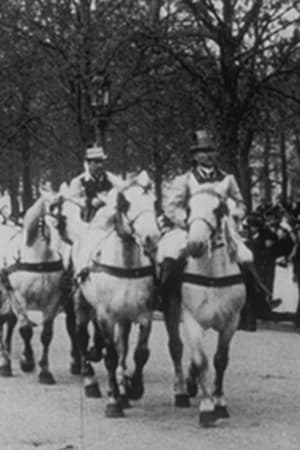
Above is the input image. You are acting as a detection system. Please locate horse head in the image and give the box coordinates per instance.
[113,171,160,259]
[22,187,63,247]
[187,188,229,258]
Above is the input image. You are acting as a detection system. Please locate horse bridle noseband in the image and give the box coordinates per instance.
[118,184,158,247]
[187,188,226,240]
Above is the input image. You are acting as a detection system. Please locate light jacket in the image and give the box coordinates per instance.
[69,167,122,222]
[164,166,245,228]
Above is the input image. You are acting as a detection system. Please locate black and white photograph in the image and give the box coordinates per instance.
[0,1,300,449]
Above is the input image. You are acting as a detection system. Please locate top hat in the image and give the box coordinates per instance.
[85,145,107,160]
[190,129,216,153]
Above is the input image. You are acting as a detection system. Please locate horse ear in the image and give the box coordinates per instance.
[117,192,130,214]
[59,182,70,197]
[137,170,152,192]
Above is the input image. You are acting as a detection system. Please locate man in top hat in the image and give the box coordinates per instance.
[157,129,246,313]
[157,129,280,318]
[164,129,245,229]
[69,145,122,222]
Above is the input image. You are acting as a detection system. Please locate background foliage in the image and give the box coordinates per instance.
[0,0,299,215]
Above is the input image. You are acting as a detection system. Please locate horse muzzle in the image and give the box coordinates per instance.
[187,240,206,258]
[142,235,159,260]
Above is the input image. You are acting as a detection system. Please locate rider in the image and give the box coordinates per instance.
[158,129,280,316]
[69,144,122,222]
[67,144,122,362]
[164,129,245,227]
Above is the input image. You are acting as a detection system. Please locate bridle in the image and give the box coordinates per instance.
[116,184,159,255]
[187,188,227,241]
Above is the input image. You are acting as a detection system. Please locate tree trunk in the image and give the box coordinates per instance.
[216,111,240,181]
[152,136,163,215]
[263,129,272,204]
[8,172,20,220]
[279,131,287,203]
[20,127,33,210]
[239,128,254,212]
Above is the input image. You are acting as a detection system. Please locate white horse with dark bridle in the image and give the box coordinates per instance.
[54,171,160,417]
[0,189,80,382]
[159,186,246,426]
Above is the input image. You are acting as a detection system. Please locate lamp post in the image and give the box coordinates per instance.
[91,73,110,149]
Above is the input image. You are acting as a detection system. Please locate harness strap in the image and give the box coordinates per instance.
[183,273,243,287]
[90,262,155,279]
[5,260,64,274]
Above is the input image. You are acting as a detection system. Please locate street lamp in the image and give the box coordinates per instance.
[91,73,111,149]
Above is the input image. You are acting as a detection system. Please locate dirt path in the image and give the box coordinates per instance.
[0,313,299,450]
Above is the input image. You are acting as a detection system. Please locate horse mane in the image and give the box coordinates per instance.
[23,196,48,246]
[122,170,153,193]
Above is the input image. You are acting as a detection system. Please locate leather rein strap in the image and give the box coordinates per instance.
[90,262,155,279]
[5,260,64,274]
[183,273,243,287]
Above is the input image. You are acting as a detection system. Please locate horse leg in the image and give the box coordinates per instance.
[115,321,131,408]
[103,329,124,418]
[213,315,240,419]
[163,294,190,407]
[87,319,105,363]
[126,320,151,401]
[5,311,17,355]
[19,322,35,373]
[76,292,101,398]
[182,309,216,427]
[0,314,15,377]
[63,299,81,375]
[38,318,56,384]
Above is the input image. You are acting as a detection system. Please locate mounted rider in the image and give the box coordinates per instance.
[158,129,281,316]
[164,129,245,231]
[66,144,123,363]
[69,145,122,222]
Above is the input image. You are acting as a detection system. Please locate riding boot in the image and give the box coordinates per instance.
[240,261,282,311]
[238,265,257,331]
[157,257,185,313]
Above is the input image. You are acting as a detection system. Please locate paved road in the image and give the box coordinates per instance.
[0,312,299,450]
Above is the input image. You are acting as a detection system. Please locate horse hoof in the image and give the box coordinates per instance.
[70,361,81,375]
[215,405,230,419]
[174,393,190,408]
[186,378,198,398]
[105,403,124,418]
[20,358,35,373]
[39,371,56,385]
[120,395,131,409]
[0,364,12,377]
[127,381,144,400]
[199,410,218,427]
[82,364,94,378]
[84,383,102,398]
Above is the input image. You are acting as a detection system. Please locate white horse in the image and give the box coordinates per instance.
[0,189,80,383]
[159,188,246,426]
[0,221,31,376]
[55,171,160,417]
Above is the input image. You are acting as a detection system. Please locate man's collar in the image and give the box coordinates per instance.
[83,161,105,182]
